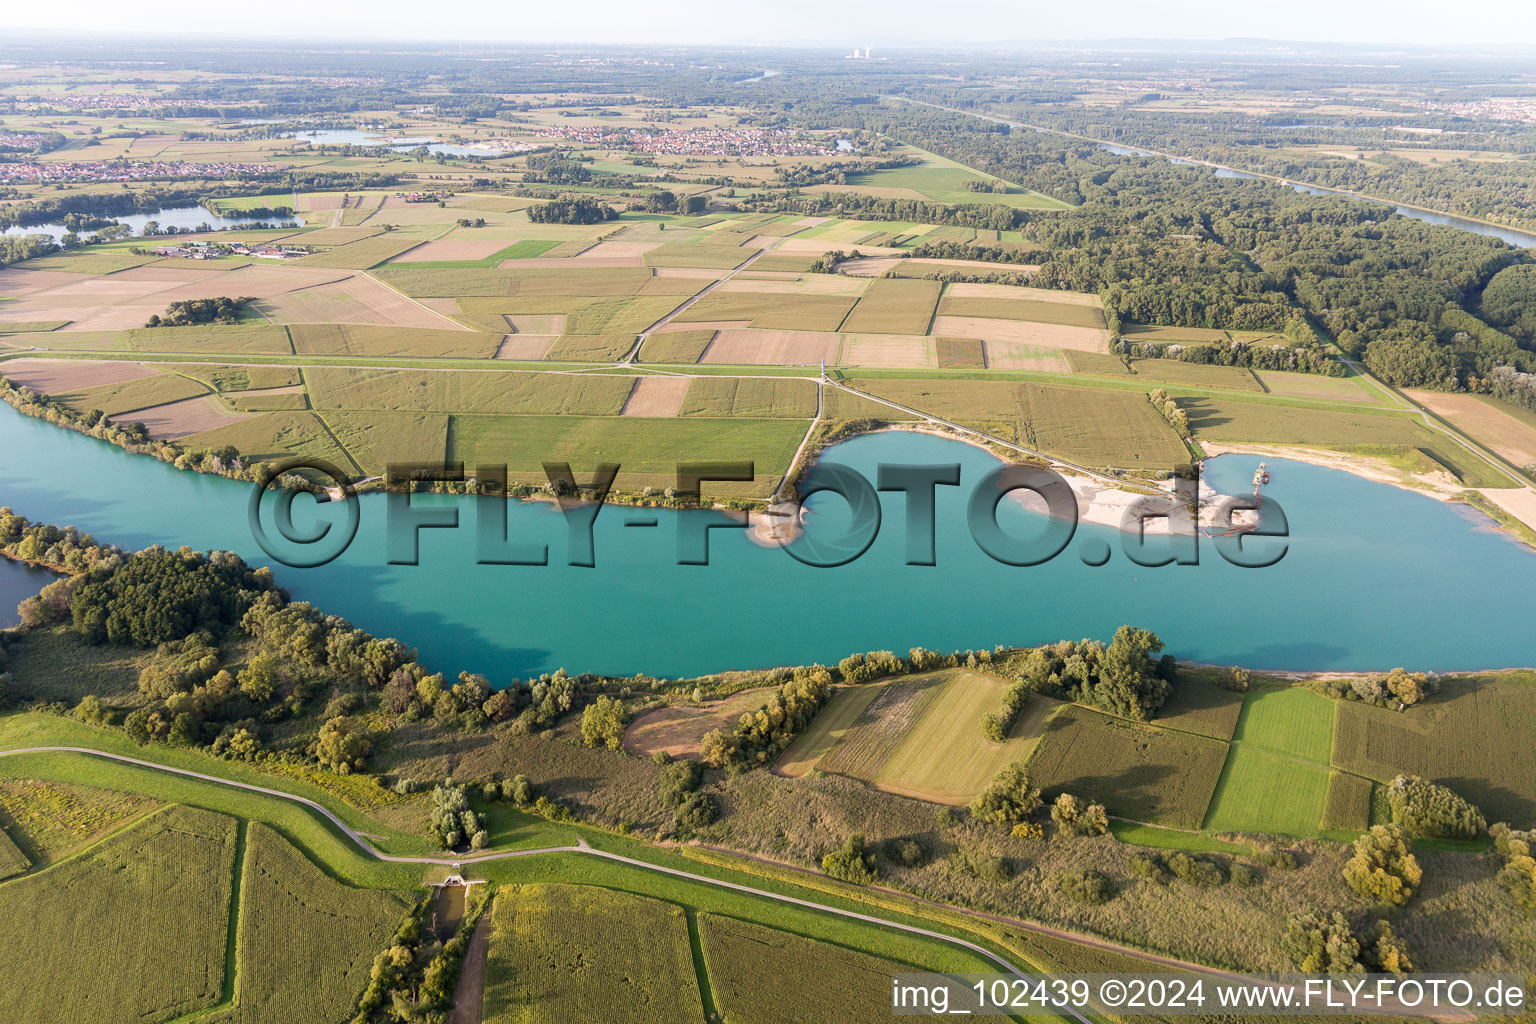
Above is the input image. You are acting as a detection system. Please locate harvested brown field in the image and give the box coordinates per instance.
[0,268,90,297]
[493,335,555,359]
[624,687,780,760]
[840,334,936,368]
[390,240,515,263]
[1405,390,1536,469]
[930,315,1109,353]
[112,394,252,438]
[58,304,167,332]
[0,357,158,391]
[256,274,464,329]
[651,266,722,279]
[679,377,818,418]
[620,376,690,417]
[699,328,840,365]
[982,341,1072,372]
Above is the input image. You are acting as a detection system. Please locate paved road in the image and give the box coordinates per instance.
[0,744,1091,1022]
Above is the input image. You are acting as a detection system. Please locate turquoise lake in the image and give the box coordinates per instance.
[2,404,1533,679]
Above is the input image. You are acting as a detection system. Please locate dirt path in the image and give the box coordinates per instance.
[446,915,491,1024]
[622,238,783,364]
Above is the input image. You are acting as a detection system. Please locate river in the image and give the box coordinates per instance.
[0,205,287,246]
[2,405,1532,678]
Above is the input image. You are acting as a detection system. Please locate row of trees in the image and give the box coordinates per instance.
[1308,667,1437,709]
[700,667,832,767]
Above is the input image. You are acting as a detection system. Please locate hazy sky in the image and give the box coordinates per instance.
[11,0,1536,48]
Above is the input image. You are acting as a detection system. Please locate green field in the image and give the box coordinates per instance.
[325,410,451,467]
[445,415,807,496]
[1126,359,1262,392]
[1332,671,1536,824]
[55,371,209,416]
[875,672,1050,803]
[155,364,302,392]
[183,410,358,472]
[638,329,716,363]
[289,323,502,359]
[778,671,1053,805]
[1154,676,1246,739]
[774,684,885,777]
[1024,705,1228,829]
[482,883,703,1024]
[0,805,235,1024]
[0,774,159,866]
[230,822,411,1024]
[818,675,948,779]
[839,149,1071,211]
[1203,745,1332,837]
[679,377,818,418]
[839,278,942,335]
[1230,687,1336,762]
[1321,771,1375,834]
[291,234,430,269]
[1200,688,1338,837]
[848,377,1188,466]
[700,913,912,1024]
[305,367,631,415]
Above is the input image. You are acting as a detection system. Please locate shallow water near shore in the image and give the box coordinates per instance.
[1,405,1533,679]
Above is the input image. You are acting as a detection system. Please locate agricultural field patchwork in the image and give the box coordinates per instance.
[1331,671,1536,824]
[1025,704,1229,829]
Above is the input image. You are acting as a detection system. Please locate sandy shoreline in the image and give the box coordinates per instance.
[1199,440,1536,540]
[746,425,1231,548]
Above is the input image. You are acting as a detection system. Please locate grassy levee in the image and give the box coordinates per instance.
[0,719,1157,1007]
[0,712,448,857]
[0,747,423,888]
[656,840,1214,986]
[463,831,1072,1017]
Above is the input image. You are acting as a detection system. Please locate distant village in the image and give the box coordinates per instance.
[528,125,830,158]
[0,159,278,185]
[149,239,311,261]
